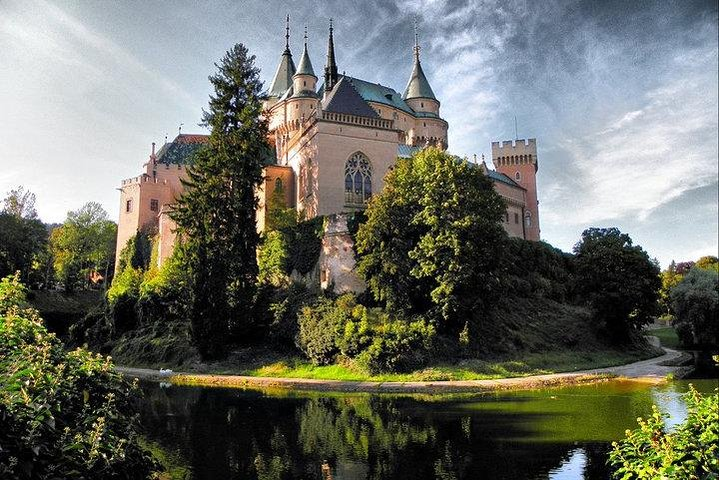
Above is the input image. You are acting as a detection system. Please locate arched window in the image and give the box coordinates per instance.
[275,177,283,191]
[525,211,532,227]
[344,152,372,205]
[515,171,521,181]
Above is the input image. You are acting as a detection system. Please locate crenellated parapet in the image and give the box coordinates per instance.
[491,138,538,171]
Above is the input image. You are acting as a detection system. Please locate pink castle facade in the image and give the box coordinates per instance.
[115,20,540,274]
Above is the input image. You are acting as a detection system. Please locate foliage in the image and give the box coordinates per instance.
[670,266,718,349]
[171,43,269,360]
[0,273,28,312]
[50,202,117,293]
[107,266,143,333]
[264,180,298,232]
[287,216,325,275]
[573,228,660,340]
[503,237,575,302]
[356,148,507,332]
[2,186,38,219]
[0,275,158,479]
[608,386,718,479]
[297,294,435,373]
[0,187,49,286]
[257,230,290,286]
[116,230,153,273]
[262,282,316,347]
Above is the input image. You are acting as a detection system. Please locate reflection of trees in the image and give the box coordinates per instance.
[138,383,599,479]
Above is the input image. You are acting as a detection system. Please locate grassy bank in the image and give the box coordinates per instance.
[650,326,681,349]
[107,295,662,383]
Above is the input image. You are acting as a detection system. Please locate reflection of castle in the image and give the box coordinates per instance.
[115,19,540,269]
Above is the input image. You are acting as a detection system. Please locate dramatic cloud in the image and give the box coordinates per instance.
[0,0,716,266]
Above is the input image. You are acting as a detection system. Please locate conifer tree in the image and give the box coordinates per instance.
[172,44,269,359]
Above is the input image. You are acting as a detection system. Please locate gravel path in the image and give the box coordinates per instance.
[116,348,686,394]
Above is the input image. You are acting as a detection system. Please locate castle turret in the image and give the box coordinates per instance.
[292,27,318,98]
[492,139,540,241]
[324,19,339,95]
[402,24,439,116]
[267,15,296,101]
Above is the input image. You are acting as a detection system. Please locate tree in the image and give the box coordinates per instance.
[172,43,269,359]
[670,266,718,350]
[573,228,661,340]
[2,185,38,219]
[50,202,117,292]
[356,149,507,332]
[0,187,48,285]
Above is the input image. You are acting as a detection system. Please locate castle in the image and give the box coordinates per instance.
[116,19,541,284]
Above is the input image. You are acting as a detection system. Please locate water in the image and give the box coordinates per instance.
[136,379,717,480]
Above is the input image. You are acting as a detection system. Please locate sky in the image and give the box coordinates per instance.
[1,0,717,267]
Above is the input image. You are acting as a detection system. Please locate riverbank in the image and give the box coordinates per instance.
[117,347,687,394]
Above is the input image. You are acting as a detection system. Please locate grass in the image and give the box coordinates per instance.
[650,327,681,349]
[221,348,658,383]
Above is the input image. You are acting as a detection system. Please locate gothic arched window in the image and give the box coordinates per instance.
[515,171,521,181]
[275,177,283,191]
[344,152,372,205]
[525,211,532,227]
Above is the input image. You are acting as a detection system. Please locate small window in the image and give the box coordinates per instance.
[505,212,509,223]
[514,213,519,224]
[303,80,306,87]
[321,269,328,283]
[525,211,532,227]
[125,199,133,213]
[515,171,521,181]
[275,178,283,191]
[150,199,159,212]
[423,122,426,127]
[421,102,424,108]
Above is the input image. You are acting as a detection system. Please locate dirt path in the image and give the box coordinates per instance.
[116,348,686,394]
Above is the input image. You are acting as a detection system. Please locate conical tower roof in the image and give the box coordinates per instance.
[295,28,316,78]
[402,26,436,101]
[268,15,296,98]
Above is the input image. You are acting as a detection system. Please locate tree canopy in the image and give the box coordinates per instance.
[573,227,660,339]
[356,148,507,331]
[172,43,269,359]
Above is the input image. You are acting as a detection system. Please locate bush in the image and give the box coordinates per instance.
[0,275,158,479]
[257,230,290,286]
[608,385,718,479]
[355,317,436,374]
[264,282,315,347]
[297,294,436,373]
[670,267,718,350]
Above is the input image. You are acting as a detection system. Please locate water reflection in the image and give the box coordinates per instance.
[136,380,716,480]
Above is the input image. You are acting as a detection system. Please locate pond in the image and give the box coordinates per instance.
[136,379,717,480]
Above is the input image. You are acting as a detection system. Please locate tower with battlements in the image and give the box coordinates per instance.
[492,138,540,241]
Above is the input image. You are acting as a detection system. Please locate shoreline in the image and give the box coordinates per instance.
[117,348,688,394]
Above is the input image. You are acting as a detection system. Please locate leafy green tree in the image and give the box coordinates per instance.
[50,202,117,292]
[265,181,298,232]
[0,187,48,285]
[172,43,269,359]
[670,266,718,350]
[573,228,660,340]
[356,148,507,331]
[608,386,718,479]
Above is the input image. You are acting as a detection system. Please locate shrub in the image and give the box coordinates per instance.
[608,386,718,479]
[355,317,435,374]
[297,294,436,373]
[297,295,351,365]
[0,276,158,479]
[265,282,315,347]
[257,230,290,286]
[287,216,325,275]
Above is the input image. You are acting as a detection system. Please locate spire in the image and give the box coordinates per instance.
[268,14,297,98]
[403,19,437,101]
[324,18,338,93]
[295,26,316,78]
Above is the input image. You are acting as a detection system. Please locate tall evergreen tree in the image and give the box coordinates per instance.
[172,44,268,359]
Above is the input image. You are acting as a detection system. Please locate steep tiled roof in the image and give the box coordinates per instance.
[155,134,208,165]
[322,76,379,118]
[397,144,422,158]
[485,169,525,189]
[268,48,296,98]
[403,56,437,101]
[347,76,415,115]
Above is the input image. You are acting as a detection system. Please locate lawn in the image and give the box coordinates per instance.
[650,327,681,349]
